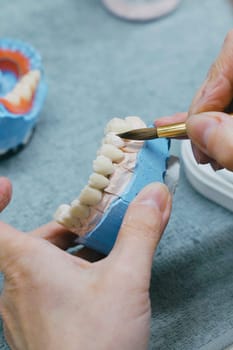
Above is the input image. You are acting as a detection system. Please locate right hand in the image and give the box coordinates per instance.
[155,29,233,171]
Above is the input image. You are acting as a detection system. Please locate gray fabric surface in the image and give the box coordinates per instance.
[0,0,233,349]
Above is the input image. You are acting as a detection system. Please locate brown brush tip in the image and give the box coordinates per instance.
[117,127,158,140]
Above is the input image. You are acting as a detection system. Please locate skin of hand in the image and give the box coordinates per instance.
[155,29,233,172]
[0,177,171,350]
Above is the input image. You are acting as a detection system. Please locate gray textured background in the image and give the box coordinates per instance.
[0,1,233,349]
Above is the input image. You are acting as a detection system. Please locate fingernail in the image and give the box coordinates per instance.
[210,161,223,172]
[0,177,12,212]
[137,183,170,213]
[191,144,201,164]
[187,113,220,150]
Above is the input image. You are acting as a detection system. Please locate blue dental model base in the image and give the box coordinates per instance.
[78,138,170,255]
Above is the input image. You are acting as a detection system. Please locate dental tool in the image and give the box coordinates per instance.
[118,122,187,140]
[117,114,233,140]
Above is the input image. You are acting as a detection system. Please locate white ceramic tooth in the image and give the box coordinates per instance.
[30,70,41,84]
[54,204,74,227]
[103,132,125,148]
[12,78,32,100]
[93,155,114,176]
[70,199,90,219]
[79,185,102,206]
[105,118,131,134]
[5,91,21,105]
[20,82,33,100]
[125,116,146,129]
[16,70,40,98]
[26,70,40,88]
[88,173,110,190]
[20,72,32,85]
[98,144,124,163]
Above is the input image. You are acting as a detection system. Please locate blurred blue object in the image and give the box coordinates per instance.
[0,39,47,156]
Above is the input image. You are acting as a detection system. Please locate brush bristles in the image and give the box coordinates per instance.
[118,127,158,140]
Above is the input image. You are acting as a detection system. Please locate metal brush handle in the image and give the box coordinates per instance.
[157,122,186,138]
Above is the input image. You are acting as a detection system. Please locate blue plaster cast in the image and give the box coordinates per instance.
[0,39,47,155]
[78,137,170,254]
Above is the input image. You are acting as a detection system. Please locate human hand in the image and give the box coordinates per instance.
[0,177,171,350]
[155,30,233,171]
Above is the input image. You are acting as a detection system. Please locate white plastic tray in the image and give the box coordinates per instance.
[181,140,233,212]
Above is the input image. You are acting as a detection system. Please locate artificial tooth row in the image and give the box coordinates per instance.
[54,116,145,229]
[5,70,41,105]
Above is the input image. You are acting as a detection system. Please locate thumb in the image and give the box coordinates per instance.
[0,177,12,212]
[110,183,171,275]
[187,112,233,171]
[0,177,25,272]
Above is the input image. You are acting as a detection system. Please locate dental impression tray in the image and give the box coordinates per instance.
[0,38,47,155]
[55,116,170,254]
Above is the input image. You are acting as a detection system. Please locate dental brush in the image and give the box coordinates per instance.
[118,122,187,140]
[118,113,233,141]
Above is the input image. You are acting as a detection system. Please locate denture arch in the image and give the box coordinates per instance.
[55,116,170,254]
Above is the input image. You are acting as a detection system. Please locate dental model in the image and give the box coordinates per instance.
[0,38,47,155]
[55,116,170,254]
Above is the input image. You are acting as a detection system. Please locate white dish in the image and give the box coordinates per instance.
[181,140,233,212]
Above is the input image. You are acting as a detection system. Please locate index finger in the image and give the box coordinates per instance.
[189,29,233,115]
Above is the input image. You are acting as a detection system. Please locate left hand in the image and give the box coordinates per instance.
[0,177,171,350]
